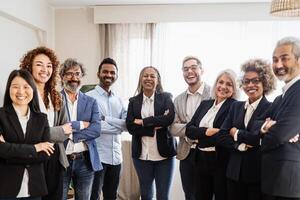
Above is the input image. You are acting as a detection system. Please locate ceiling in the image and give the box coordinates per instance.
[49,0,271,8]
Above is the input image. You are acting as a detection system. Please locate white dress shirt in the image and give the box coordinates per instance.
[186,82,205,122]
[64,91,87,155]
[198,99,225,151]
[38,91,55,127]
[234,97,262,151]
[13,105,30,198]
[140,93,166,161]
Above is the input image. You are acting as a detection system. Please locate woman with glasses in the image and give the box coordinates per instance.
[126,66,176,200]
[186,69,239,200]
[218,59,276,200]
[20,47,72,200]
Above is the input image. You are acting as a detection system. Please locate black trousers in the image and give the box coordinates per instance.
[90,163,121,200]
[194,150,227,200]
[263,194,300,200]
[227,178,261,200]
[42,144,64,200]
[179,148,197,200]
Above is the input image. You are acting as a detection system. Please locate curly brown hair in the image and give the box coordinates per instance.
[19,46,62,111]
[241,59,276,95]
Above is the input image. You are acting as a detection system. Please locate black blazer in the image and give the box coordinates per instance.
[218,96,270,183]
[186,98,236,167]
[126,92,176,159]
[259,80,300,197]
[0,105,50,198]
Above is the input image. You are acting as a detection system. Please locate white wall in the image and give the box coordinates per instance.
[55,8,101,86]
[0,0,54,106]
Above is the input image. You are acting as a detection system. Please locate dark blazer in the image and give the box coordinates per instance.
[62,90,102,171]
[186,98,236,167]
[126,92,177,159]
[218,96,270,183]
[0,105,50,198]
[259,80,300,198]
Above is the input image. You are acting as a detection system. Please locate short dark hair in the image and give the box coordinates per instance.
[98,58,118,73]
[4,69,40,112]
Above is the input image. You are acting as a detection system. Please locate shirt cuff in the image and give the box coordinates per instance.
[80,121,84,130]
[234,130,239,141]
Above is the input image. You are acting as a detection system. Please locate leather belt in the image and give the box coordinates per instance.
[67,152,86,160]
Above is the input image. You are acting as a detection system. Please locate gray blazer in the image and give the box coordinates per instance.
[49,101,69,169]
[170,83,210,160]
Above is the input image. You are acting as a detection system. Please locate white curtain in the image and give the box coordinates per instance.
[99,21,300,102]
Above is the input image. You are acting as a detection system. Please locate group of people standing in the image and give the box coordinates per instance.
[0,36,300,200]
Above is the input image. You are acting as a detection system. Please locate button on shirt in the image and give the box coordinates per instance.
[86,85,127,165]
[140,93,166,161]
[13,105,30,198]
[186,82,205,122]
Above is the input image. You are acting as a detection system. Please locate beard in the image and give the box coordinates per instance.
[64,80,80,92]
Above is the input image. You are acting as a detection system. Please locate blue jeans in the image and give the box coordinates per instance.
[62,154,94,200]
[90,163,121,200]
[0,197,41,200]
[133,157,175,200]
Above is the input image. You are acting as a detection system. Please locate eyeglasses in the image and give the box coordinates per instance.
[182,65,200,72]
[241,78,261,85]
[64,72,82,78]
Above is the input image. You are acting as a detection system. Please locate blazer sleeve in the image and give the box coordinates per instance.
[126,98,155,137]
[49,101,69,143]
[237,122,264,147]
[0,116,51,164]
[72,99,101,143]
[185,102,209,140]
[142,93,175,128]
[261,96,300,152]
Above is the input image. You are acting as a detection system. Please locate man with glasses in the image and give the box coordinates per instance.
[59,58,102,200]
[170,56,210,200]
[259,37,300,200]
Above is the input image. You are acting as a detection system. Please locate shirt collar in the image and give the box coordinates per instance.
[95,85,114,97]
[143,93,155,103]
[186,82,205,95]
[64,89,78,102]
[282,75,300,97]
[12,104,31,119]
[244,96,263,110]
[213,98,226,110]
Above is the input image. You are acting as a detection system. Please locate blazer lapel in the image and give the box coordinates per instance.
[154,93,164,116]
[247,96,268,129]
[135,93,144,119]
[6,105,25,141]
[77,92,87,120]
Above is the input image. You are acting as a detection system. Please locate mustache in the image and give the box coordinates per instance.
[67,80,80,84]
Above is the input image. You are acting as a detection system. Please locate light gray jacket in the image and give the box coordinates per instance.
[170,83,210,160]
[49,102,69,169]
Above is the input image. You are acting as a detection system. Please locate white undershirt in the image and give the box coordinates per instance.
[13,105,30,198]
[37,90,55,127]
[140,93,166,161]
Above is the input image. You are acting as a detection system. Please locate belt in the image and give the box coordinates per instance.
[190,144,197,149]
[67,152,86,160]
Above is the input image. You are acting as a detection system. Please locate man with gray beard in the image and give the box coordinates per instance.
[59,58,102,200]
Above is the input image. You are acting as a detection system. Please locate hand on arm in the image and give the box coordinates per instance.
[82,121,90,129]
[205,128,220,137]
[34,142,54,156]
[261,118,276,134]
[229,127,237,138]
[0,134,5,143]
[62,122,72,135]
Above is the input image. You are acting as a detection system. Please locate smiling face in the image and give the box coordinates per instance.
[62,65,82,93]
[182,59,202,86]
[242,71,263,103]
[215,74,234,103]
[31,54,53,85]
[10,76,33,107]
[98,63,117,91]
[141,67,158,94]
[272,44,300,83]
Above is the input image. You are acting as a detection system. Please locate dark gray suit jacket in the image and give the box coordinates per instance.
[260,80,300,198]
